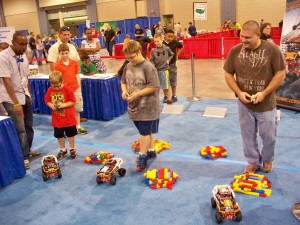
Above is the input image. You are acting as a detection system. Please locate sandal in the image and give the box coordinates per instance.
[70,149,77,159]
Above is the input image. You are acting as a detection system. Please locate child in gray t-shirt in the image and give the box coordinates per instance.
[121,40,160,171]
[150,34,174,104]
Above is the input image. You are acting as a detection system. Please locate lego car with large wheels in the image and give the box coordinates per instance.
[211,184,242,223]
[41,155,62,181]
[96,158,126,185]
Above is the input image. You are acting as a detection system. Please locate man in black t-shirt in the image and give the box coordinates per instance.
[104,24,116,57]
[28,32,38,64]
[163,29,184,103]
[134,24,144,40]
[136,36,152,58]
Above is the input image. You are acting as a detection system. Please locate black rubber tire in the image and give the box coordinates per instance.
[96,176,103,184]
[235,211,242,222]
[211,197,217,208]
[110,176,117,185]
[118,168,126,177]
[57,169,62,178]
[216,212,223,224]
[42,172,48,182]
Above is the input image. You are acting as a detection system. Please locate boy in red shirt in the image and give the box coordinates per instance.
[54,43,87,134]
[44,71,78,160]
[91,25,99,38]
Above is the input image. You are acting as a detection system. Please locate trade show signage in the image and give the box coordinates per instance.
[194,2,207,20]
[0,27,15,44]
[276,0,300,111]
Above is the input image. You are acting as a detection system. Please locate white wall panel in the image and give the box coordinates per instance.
[39,0,87,8]
[3,0,37,16]
[136,0,147,17]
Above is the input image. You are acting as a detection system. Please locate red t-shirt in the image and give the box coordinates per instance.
[54,59,80,91]
[92,28,99,38]
[44,86,77,128]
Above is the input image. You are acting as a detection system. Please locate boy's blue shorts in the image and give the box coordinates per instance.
[133,119,159,136]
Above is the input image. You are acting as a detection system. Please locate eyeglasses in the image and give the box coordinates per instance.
[15,41,28,47]
[60,26,70,32]
[51,83,62,88]
[126,53,138,61]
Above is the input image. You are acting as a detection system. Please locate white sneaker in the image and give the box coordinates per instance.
[24,159,31,170]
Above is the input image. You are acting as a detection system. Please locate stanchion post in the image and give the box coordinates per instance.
[186,52,202,102]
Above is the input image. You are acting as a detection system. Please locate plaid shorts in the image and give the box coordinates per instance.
[169,63,177,86]
[158,70,170,89]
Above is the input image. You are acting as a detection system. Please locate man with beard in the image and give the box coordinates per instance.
[224,20,286,174]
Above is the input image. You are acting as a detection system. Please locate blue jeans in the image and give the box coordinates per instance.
[238,100,277,167]
[106,41,114,56]
[37,49,43,65]
[30,49,38,65]
[3,95,34,160]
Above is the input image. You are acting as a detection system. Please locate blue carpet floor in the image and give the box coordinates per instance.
[0,97,300,225]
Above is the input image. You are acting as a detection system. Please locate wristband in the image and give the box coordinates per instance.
[13,103,20,106]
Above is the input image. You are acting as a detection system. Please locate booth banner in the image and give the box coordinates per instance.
[276,0,300,111]
[97,21,117,33]
[194,2,207,20]
[86,19,90,28]
[0,27,15,44]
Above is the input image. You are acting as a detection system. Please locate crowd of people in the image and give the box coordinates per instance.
[22,17,283,66]
[120,19,286,171]
[0,17,287,174]
[219,18,283,40]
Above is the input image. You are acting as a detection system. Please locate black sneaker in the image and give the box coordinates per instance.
[163,96,167,103]
[136,154,147,171]
[172,96,178,103]
[57,150,67,160]
[167,100,172,105]
[30,150,41,158]
[147,150,157,160]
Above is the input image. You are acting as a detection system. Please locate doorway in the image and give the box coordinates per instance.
[49,19,60,35]
[162,14,174,30]
[64,16,87,38]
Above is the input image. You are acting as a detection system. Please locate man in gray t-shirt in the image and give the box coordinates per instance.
[121,40,160,172]
[224,20,286,174]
